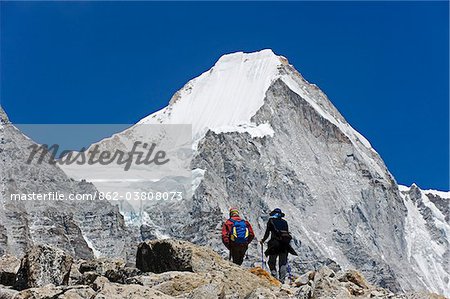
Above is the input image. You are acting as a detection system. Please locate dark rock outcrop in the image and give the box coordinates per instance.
[136,239,194,273]
[0,254,20,286]
[14,245,73,290]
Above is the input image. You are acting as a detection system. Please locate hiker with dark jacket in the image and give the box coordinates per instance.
[221,208,255,265]
[260,208,297,283]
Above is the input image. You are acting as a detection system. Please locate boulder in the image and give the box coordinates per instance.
[92,276,109,292]
[295,284,315,299]
[289,266,449,299]
[93,280,174,299]
[79,271,99,285]
[135,239,275,298]
[61,286,97,299]
[77,258,139,284]
[294,267,373,299]
[294,271,315,287]
[136,239,197,273]
[14,285,96,299]
[125,272,210,297]
[246,287,277,299]
[185,282,225,299]
[68,262,82,286]
[337,269,369,289]
[79,258,125,275]
[0,287,19,299]
[14,245,73,290]
[0,255,20,286]
[104,267,141,284]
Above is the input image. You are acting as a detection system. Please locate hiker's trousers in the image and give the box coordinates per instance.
[268,251,288,282]
[229,244,248,265]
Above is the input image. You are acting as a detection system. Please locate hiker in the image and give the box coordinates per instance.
[221,207,255,265]
[260,208,297,283]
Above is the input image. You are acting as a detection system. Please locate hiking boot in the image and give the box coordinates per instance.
[279,265,287,283]
[270,269,278,279]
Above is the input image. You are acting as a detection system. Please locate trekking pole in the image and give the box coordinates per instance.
[287,261,293,284]
[260,242,265,270]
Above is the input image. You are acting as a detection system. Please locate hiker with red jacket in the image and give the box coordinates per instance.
[221,208,255,265]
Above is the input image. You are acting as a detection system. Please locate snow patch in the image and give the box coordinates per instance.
[83,236,102,258]
[192,168,206,193]
[400,187,449,296]
[398,185,411,193]
[141,211,170,239]
[423,189,450,199]
[212,123,274,138]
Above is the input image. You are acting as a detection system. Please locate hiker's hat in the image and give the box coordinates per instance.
[269,208,285,218]
[229,207,239,217]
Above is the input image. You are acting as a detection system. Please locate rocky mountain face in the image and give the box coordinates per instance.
[0,107,138,261]
[398,184,449,295]
[1,49,448,298]
[0,239,446,299]
[100,50,447,296]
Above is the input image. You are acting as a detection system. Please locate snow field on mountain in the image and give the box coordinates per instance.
[400,185,449,296]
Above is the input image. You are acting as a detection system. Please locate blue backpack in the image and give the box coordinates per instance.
[229,219,249,244]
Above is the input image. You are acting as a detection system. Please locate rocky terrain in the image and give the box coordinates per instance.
[0,239,446,299]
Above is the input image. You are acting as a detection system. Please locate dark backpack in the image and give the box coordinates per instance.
[229,219,249,244]
[270,219,292,244]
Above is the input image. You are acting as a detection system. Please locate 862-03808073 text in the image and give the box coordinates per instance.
[9,191,184,201]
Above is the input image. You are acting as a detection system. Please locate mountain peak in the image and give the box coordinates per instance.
[139,49,288,140]
[213,49,288,69]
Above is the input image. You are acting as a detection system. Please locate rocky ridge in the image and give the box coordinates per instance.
[0,239,446,299]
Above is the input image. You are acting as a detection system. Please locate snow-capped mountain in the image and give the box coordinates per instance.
[138,50,285,143]
[119,49,447,295]
[4,49,447,296]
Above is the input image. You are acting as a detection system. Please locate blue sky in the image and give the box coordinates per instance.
[1,2,448,190]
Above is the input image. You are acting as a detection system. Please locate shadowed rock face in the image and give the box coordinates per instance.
[427,193,449,223]
[15,244,73,290]
[0,107,139,261]
[136,240,194,273]
[0,254,20,286]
